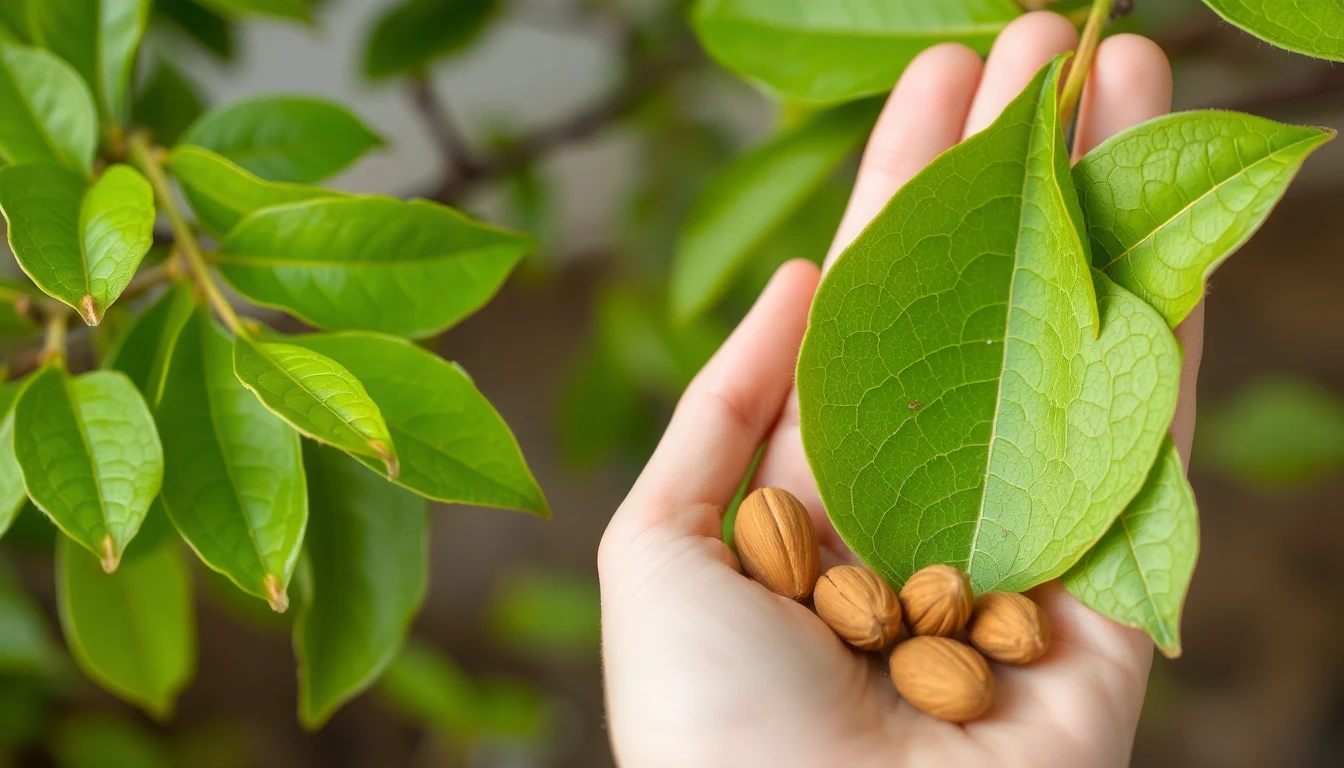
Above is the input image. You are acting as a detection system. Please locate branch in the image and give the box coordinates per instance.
[409,73,484,194]
[38,306,69,367]
[1059,0,1116,127]
[434,51,696,203]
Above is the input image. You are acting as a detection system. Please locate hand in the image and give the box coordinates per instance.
[599,13,1203,768]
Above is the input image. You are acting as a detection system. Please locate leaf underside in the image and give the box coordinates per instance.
[1200,0,1344,61]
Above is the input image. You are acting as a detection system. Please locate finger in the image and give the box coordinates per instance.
[610,260,821,541]
[1073,34,1174,159]
[824,43,982,267]
[962,12,1079,138]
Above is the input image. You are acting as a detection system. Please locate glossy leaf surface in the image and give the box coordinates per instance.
[234,336,397,473]
[363,0,498,79]
[0,40,96,173]
[29,0,150,124]
[288,332,548,515]
[1076,110,1334,327]
[57,537,194,719]
[296,444,426,728]
[217,197,531,338]
[167,145,340,237]
[156,309,307,610]
[181,95,382,183]
[693,0,1021,103]
[14,366,162,571]
[0,162,155,324]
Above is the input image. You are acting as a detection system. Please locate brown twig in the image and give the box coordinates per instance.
[409,73,484,195]
[433,51,695,202]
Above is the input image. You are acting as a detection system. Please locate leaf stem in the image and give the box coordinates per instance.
[127,134,247,337]
[38,306,69,367]
[1059,0,1115,129]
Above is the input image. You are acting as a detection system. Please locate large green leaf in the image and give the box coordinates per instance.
[0,40,96,173]
[363,0,498,80]
[1076,111,1334,328]
[156,309,307,611]
[14,366,162,572]
[181,95,383,183]
[693,0,1021,104]
[0,1,31,43]
[167,145,341,237]
[669,100,878,324]
[0,162,155,324]
[195,0,310,22]
[133,59,204,146]
[234,335,398,474]
[287,332,548,515]
[56,537,194,719]
[1063,438,1197,658]
[795,58,1182,593]
[0,379,30,538]
[216,197,532,338]
[1200,0,1344,60]
[296,443,427,728]
[29,0,150,124]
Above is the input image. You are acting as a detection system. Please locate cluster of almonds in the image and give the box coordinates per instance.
[734,487,1051,723]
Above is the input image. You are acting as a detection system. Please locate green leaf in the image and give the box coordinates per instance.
[1198,375,1344,489]
[296,443,427,728]
[669,99,878,324]
[1076,111,1334,328]
[378,640,482,740]
[29,0,150,125]
[15,366,163,572]
[363,0,498,80]
[216,197,532,338]
[1200,0,1344,60]
[693,0,1021,104]
[0,379,30,538]
[234,336,398,474]
[181,96,383,183]
[167,145,341,237]
[0,1,32,43]
[0,162,155,324]
[56,536,194,719]
[287,332,548,515]
[155,0,234,60]
[795,57,1183,593]
[557,343,652,470]
[195,0,311,22]
[156,308,307,611]
[54,713,173,768]
[133,59,205,146]
[0,40,96,173]
[102,283,196,403]
[0,566,58,675]
[1064,438,1197,658]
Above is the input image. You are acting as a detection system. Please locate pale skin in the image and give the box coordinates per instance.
[599,12,1204,768]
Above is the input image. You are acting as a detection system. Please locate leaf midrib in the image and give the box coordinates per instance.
[1096,132,1326,271]
[63,375,111,548]
[1117,507,1174,648]
[384,424,533,509]
[248,340,376,454]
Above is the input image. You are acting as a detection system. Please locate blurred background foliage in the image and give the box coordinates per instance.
[0,0,1342,765]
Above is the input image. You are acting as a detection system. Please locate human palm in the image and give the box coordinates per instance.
[600,13,1203,768]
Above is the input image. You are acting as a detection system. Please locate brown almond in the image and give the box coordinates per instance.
[968,591,1051,665]
[733,487,819,600]
[813,566,902,651]
[889,636,995,723]
[898,565,973,637]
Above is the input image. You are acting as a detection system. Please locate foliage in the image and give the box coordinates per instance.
[0,0,545,731]
[1199,375,1344,489]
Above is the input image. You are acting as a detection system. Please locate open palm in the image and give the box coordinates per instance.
[599,13,1204,768]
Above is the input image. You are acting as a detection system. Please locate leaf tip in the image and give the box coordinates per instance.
[370,440,399,479]
[264,573,290,613]
[98,535,119,574]
[78,295,100,327]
